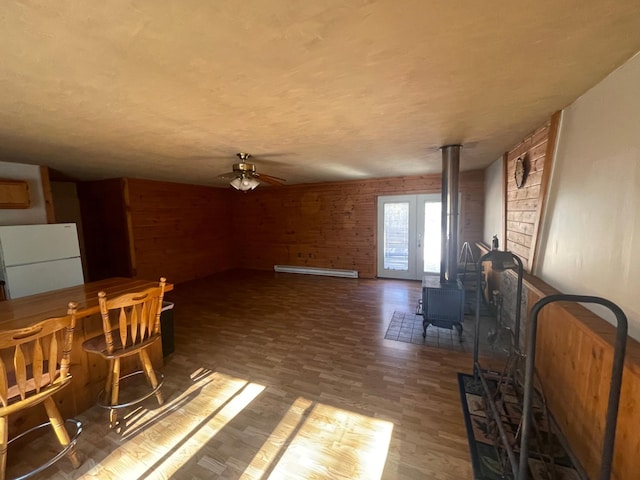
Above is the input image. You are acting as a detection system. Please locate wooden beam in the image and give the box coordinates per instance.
[502,152,508,251]
[530,110,562,273]
[39,166,56,222]
[122,178,137,277]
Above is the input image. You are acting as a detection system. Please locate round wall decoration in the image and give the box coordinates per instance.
[514,155,527,188]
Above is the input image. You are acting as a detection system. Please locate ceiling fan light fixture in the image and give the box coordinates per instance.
[220,152,284,190]
[230,175,260,191]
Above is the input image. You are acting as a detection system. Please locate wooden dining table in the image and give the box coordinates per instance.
[0,277,174,437]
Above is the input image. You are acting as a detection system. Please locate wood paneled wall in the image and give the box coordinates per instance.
[126,178,234,284]
[530,279,639,480]
[505,112,559,271]
[78,171,483,282]
[479,243,639,480]
[79,178,234,285]
[231,171,485,278]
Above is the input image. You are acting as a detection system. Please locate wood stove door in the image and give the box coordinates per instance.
[377,194,441,280]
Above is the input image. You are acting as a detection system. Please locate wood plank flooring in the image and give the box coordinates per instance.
[7,270,476,480]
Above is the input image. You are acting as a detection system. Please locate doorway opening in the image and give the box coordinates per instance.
[377,194,442,280]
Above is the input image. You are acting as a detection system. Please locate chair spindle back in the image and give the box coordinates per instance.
[98,278,166,355]
[0,302,77,411]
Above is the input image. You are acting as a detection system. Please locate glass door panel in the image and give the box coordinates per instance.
[378,194,441,280]
[421,199,441,274]
[383,202,410,272]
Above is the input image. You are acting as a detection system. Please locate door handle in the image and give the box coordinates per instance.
[417,234,422,248]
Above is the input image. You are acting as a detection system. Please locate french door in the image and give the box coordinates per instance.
[377,194,442,280]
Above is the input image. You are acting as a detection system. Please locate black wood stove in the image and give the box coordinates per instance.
[421,275,464,339]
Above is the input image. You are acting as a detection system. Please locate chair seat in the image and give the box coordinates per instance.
[82,330,161,360]
[6,370,50,400]
[1,367,72,418]
[4,366,52,402]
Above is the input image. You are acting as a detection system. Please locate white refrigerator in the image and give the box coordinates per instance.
[0,223,85,299]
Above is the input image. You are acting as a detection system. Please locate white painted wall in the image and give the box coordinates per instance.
[0,161,47,225]
[483,156,504,247]
[537,52,640,340]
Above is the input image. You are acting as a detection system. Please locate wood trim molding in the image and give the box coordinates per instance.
[122,178,137,277]
[39,166,56,222]
[530,110,562,273]
[502,152,508,251]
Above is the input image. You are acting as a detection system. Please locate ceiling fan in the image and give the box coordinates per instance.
[218,153,286,191]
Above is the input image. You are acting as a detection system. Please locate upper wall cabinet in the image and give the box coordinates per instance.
[0,179,30,208]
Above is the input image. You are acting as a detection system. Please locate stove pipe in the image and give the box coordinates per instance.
[440,145,462,283]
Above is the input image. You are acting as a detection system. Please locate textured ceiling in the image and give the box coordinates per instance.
[1,1,640,187]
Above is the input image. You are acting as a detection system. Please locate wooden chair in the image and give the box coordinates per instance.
[82,277,166,429]
[0,302,81,480]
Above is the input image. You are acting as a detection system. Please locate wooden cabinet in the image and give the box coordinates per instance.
[0,179,30,208]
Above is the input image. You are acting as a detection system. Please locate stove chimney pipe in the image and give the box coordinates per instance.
[440,145,462,283]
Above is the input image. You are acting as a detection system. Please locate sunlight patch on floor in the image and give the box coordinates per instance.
[75,368,392,480]
[241,399,394,480]
[78,370,265,480]
[145,382,265,479]
[240,397,314,479]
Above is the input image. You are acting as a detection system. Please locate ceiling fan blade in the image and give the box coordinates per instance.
[237,152,292,167]
[257,173,286,186]
[217,171,237,179]
[253,152,291,158]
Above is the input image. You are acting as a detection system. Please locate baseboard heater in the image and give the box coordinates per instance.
[273,265,358,278]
